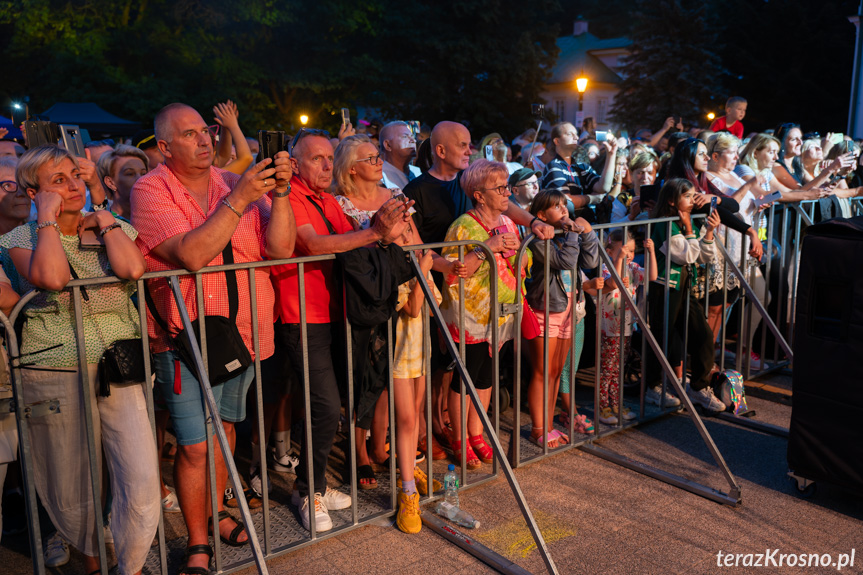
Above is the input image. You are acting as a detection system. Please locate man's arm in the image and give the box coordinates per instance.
[648,117,677,150]
[298,197,412,255]
[503,201,554,240]
[264,151,296,259]
[592,140,619,194]
[150,160,280,271]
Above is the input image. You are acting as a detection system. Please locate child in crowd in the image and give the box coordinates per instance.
[596,230,657,424]
[525,189,599,446]
[709,96,747,140]
[392,222,445,534]
[644,178,725,412]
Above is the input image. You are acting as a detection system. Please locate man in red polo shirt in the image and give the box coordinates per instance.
[269,129,411,531]
[131,103,295,566]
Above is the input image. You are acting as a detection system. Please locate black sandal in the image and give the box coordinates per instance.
[179,544,213,575]
[209,510,248,547]
[357,464,377,490]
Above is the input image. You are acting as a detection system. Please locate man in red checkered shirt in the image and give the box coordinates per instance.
[131,103,295,559]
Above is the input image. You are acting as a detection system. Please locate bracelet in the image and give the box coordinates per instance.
[91,199,109,211]
[376,240,390,249]
[221,197,243,218]
[36,220,60,232]
[529,216,539,229]
[473,246,487,261]
[274,183,291,198]
[99,222,121,237]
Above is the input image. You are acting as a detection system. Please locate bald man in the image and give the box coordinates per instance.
[403,121,552,245]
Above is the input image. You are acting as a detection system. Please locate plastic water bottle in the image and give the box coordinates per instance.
[436,501,480,529]
[443,464,459,507]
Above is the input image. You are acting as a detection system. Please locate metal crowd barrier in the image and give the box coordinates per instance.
[3,200,846,574]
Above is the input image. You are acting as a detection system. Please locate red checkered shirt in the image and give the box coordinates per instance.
[131,164,275,359]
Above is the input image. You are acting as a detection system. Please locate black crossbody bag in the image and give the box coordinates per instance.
[145,240,251,385]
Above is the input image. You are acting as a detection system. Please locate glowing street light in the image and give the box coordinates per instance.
[12,100,29,121]
[299,114,309,126]
[707,112,716,121]
[575,76,588,94]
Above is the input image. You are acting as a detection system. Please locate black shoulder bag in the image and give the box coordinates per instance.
[145,240,251,385]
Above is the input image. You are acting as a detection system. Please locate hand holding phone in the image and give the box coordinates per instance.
[708,195,718,217]
[492,225,517,257]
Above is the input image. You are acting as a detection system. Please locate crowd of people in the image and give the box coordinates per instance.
[1,95,862,574]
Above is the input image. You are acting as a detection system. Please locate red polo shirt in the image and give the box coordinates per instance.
[270,176,353,324]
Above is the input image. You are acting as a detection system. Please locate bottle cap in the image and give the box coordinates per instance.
[448,464,455,471]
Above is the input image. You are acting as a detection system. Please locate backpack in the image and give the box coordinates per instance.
[711,369,748,415]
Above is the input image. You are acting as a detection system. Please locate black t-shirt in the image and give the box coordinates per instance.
[403,171,472,244]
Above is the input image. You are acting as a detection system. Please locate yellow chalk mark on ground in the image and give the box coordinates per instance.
[474,511,576,559]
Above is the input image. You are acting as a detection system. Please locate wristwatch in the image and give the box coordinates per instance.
[274,183,291,198]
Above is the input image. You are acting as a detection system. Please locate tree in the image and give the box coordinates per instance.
[609,0,725,133]
[0,0,562,139]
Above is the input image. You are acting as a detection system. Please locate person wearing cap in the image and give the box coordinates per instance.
[508,167,540,210]
[132,129,164,173]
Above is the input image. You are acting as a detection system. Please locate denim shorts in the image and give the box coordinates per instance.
[152,350,255,446]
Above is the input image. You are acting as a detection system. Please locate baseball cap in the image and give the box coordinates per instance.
[508,167,541,188]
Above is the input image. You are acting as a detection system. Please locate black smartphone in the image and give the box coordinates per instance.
[257,130,287,163]
[709,195,718,217]
[639,184,660,206]
[531,103,545,119]
[341,108,350,126]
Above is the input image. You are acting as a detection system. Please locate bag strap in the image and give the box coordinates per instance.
[466,211,527,304]
[144,239,240,331]
[306,193,338,235]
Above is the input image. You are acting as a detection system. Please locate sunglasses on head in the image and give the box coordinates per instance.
[288,128,331,155]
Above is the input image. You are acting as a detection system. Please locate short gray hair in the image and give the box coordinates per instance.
[97,144,150,184]
[154,102,194,143]
[16,145,79,192]
[379,121,409,151]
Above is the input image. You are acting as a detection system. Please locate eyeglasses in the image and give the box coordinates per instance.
[0,180,18,192]
[288,128,331,155]
[514,180,538,189]
[480,184,512,196]
[355,154,383,165]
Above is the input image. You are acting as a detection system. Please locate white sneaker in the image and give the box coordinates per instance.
[300,493,333,532]
[269,450,300,474]
[44,533,70,568]
[621,406,637,421]
[645,385,681,407]
[292,487,351,510]
[249,464,272,496]
[598,408,618,425]
[686,383,725,412]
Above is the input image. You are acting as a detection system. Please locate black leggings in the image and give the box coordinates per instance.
[450,342,495,392]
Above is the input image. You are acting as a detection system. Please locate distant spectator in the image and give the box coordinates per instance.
[132,129,164,173]
[709,96,747,139]
[96,145,149,221]
[380,121,420,190]
[0,139,24,158]
[84,138,115,161]
[0,157,29,234]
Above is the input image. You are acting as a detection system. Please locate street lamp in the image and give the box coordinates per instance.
[575,71,588,128]
[707,112,716,121]
[299,114,309,126]
[12,100,29,121]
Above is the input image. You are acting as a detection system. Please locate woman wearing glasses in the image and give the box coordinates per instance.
[440,159,531,469]
[332,135,457,530]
